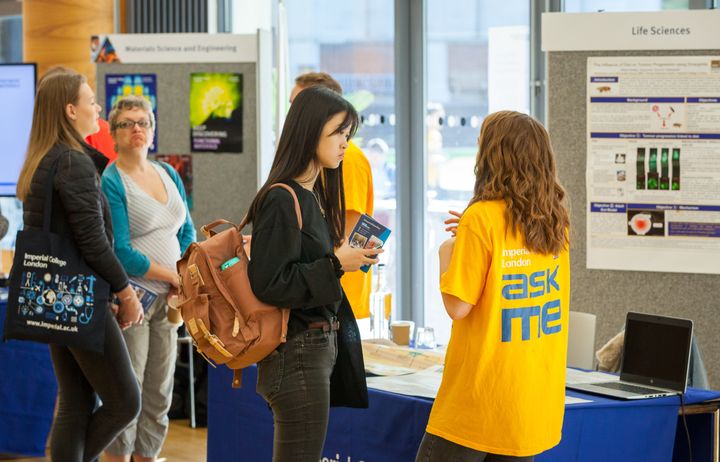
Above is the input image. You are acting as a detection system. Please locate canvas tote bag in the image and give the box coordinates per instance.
[3,155,109,352]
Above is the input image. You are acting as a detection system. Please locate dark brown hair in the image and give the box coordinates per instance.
[469,110,570,255]
[246,86,358,246]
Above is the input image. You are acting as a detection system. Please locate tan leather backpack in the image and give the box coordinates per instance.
[176,184,300,387]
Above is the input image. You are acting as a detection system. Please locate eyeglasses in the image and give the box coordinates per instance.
[114,119,153,130]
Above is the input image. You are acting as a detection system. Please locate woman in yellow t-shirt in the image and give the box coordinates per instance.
[416,111,571,462]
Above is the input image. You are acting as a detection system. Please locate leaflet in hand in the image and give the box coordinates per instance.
[129,280,159,312]
[349,214,391,273]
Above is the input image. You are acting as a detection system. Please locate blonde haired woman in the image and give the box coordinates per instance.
[416,111,571,462]
[16,68,142,462]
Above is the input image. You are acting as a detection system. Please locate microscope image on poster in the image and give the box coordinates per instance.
[636,147,680,191]
[627,210,665,237]
[16,271,99,326]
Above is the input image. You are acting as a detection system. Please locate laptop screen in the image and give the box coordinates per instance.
[620,313,693,392]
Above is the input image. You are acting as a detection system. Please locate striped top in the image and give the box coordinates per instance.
[118,163,185,294]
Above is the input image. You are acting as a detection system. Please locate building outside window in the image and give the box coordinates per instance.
[285,0,398,320]
[424,0,530,343]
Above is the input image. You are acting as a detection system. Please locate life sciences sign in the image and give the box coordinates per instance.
[542,10,720,51]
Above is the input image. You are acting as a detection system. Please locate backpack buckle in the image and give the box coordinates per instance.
[188,264,205,287]
[196,318,233,358]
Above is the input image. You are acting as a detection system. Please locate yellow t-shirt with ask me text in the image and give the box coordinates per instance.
[427,199,570,457]
[341,141,374,319]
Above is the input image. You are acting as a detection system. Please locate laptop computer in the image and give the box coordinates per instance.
[568,312,693,400]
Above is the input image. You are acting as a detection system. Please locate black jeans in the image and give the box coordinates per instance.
[256,328,338,462]
[49,311,141,462]
[416,433,536,462]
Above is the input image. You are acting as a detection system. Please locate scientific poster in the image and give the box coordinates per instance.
[154,154,193,210]
[105,74,158,152]
[586,56,720,274]
[189,73,243,153]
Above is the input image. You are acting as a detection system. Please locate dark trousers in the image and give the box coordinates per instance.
[416,433,536,462]
[49,311,141,462]
[256,328,338,462]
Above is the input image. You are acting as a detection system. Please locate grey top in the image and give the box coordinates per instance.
[118,163,185,294]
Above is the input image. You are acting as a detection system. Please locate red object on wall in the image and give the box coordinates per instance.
[86,118,117,163]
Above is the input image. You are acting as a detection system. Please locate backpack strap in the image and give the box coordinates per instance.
[201,219,239,238]
[237,183,303,233]
[267,183,302,228]
[202,185,302,239]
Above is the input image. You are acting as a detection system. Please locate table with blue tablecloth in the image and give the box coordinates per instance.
[208,364,720,462]
[2,291,719,461]
[0,298,58,457]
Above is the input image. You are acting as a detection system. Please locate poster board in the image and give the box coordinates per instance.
[543,10,720,387]
[94,32,272,235]
[586,56,720,274]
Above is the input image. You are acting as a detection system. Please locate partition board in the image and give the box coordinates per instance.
[96,62,258,236]
[548,49,719,387]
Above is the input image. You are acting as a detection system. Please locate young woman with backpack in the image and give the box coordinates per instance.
[245,86,382,462]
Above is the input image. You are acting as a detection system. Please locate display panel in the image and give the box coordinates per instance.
[0,63,36,196]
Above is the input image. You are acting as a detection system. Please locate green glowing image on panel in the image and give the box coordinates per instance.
[189,73,243,153]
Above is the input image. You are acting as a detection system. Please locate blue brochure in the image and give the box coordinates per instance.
[128,280,159,312]
[348,214,391,273]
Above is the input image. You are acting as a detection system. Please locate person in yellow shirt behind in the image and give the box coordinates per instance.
[290,72,375,319]
[416,111,571,462]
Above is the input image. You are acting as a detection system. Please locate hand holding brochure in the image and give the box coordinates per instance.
[124,280,159,313]
[349,214,391,272]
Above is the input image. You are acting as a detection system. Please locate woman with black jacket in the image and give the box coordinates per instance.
[246,86,383,461]
[16,69,143,462]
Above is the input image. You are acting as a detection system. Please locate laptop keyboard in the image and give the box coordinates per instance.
[595,381,662,394]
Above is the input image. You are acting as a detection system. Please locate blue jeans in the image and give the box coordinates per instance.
[256,327,338,462]
[416,433,536,462]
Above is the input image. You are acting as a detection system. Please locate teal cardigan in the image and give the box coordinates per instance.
[101,161,196,277]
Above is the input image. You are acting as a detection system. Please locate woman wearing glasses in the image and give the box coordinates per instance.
[101,96,195,462]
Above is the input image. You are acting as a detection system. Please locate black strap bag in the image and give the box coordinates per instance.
[3,156,109,352]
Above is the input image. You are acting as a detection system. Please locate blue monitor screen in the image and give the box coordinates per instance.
[0,63,36,196]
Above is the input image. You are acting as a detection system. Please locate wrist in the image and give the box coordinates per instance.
[117,285,135,302]
[328,253,344,279]
[166,270,178,284]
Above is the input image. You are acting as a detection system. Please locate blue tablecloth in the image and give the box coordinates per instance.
[208,364,720,462]
[0,299,58,457]
[3,292,719,461]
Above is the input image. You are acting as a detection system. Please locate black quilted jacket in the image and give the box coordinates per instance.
[22,143,129,293]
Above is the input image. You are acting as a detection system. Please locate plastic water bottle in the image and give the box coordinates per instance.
[370,264,391,339]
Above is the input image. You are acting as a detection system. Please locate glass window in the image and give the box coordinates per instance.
[285,0,397,321]
[564,0,689,12]
[0,14,22,63]
[425,0,530,344]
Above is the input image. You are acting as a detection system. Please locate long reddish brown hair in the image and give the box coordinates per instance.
[469,111,569,255]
